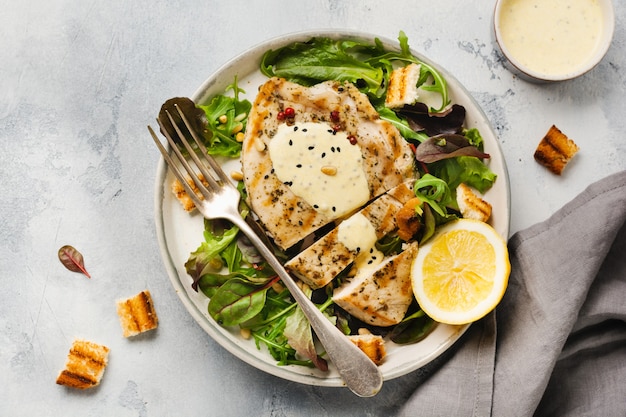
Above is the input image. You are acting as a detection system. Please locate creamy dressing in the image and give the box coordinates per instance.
[337,212,377,252]
[498,0,604,76]
[268,121,369,219]
[337,212,384,273]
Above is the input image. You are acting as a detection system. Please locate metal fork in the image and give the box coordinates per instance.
[148,103,383,397]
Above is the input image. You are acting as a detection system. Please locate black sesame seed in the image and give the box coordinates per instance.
[289,139,293,146]
[321,152,326,158]
[331,147,336,152]
[332,206,336,212]
[293,126,298,131]
[308,145,315,150]
[296,164,302,168]
[302,128,308,132]
[313,204,319,209]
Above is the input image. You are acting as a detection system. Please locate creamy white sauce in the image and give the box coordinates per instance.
[337,212,376,252]
[498,0,603,76]
[337,212,384,273]
[269,122,369,219]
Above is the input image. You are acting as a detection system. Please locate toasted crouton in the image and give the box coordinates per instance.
[116,290,158,337]
[56,339,110,389]
[172,173,208,212]
[385,63,421,109]
[456,183,492,222]
[347,331,386,366]
[534,125,579,175]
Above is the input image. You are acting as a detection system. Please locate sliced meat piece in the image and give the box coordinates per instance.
[332,242,418,327]
[241,77,415,250]
[285,181,414,289]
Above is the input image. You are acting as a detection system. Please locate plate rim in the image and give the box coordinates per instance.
[154,29,510,387]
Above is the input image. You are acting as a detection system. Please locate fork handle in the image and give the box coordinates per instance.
[228,214,383,397]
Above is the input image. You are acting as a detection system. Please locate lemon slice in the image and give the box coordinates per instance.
[411,219,510,325]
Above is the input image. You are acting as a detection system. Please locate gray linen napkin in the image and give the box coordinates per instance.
[399,170,626,417]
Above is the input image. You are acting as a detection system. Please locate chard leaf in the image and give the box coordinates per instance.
[399,103,466,137]
[208,278,273,326]
[390,310,437,344]
[414,134,490,163]
[198,272,251,298]
[58,245,91,278]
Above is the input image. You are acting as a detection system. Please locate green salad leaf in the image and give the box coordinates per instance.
[185,222,240,291]
[197,79,251,158]
[261,31,449,110]
[208,277,277,326]
[431,156,498,194]
[179,31,501,370]
[261,37,385,97]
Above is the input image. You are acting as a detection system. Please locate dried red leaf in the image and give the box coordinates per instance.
[413,134,490,163]
[58,245,91,278]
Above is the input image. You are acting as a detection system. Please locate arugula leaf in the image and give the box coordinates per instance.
[185,223,240,291]
[197,79,251,158]
[376,106,427,142]
[413,174,454,217]
[365,31,449,111]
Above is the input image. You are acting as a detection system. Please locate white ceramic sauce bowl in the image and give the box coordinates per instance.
[494,0,614,82]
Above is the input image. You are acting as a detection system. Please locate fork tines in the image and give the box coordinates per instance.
[148,103,233,206]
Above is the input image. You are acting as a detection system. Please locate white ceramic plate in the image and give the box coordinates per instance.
[154,30,510,387]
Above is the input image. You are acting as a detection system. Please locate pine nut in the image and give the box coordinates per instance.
[321,166,337,176]
[254,138,266,152]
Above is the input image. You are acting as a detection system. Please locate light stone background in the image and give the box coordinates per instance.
[1,1,624,416]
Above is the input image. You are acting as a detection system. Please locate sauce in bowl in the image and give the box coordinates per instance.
[494,0,614,81]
